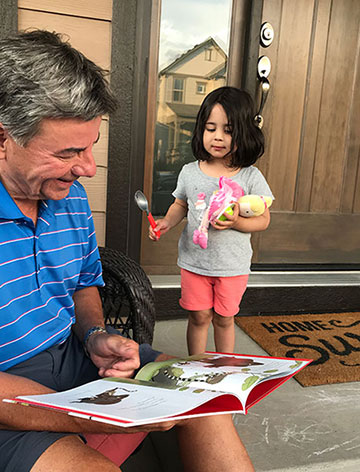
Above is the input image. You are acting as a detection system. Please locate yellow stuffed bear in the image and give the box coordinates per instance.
[219,194,272,220]
[238,194,273,217]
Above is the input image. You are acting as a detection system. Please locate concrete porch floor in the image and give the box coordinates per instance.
[123,318,360,472]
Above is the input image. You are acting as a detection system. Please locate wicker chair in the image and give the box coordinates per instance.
[98,246,155,345]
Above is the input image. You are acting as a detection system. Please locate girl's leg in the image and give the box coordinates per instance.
[212,313,235,353]
[212,274,249,353]
[187,309,213,355]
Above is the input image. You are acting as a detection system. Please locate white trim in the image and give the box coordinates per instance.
[149,272,360,289]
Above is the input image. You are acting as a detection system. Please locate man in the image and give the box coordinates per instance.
[0,30,254,471]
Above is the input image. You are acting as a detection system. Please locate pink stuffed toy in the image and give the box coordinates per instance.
[193,177,244,249]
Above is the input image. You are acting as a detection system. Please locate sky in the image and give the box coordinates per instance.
[158,0,232,70]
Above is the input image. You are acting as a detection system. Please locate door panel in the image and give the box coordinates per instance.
[294,0,331,213]
[253,0,360,264]
[258,0,314,211]
[311,1,358,212]
[257,213,360,263]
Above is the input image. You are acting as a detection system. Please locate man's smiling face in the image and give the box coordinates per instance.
[0,116,102,201]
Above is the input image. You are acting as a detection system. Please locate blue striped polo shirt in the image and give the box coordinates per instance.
[0,180,104,371]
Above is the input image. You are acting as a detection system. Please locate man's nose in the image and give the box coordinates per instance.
[71,149,97,178]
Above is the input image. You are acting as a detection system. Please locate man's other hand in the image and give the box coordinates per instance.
[87,333,140,378]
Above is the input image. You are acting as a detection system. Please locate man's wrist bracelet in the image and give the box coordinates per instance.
[83,326,107,355]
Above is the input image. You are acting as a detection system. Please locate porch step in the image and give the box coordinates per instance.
[150,271,360,320]
[149,271,360,289]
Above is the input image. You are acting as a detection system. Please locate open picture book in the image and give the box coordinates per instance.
[5,352,311,427]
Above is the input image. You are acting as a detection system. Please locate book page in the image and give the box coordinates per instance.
[136,352,311,406]
[10,377,242,427]
[7,353,311,425]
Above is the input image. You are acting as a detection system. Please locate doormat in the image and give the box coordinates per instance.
[235,312,360,387]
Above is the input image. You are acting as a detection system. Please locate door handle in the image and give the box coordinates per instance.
[255,23,273,128]
[255,77,270,129]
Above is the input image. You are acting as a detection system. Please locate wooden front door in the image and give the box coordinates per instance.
[252,0,360,265]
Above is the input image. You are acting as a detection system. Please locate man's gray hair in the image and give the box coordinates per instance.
[0,30,117,145]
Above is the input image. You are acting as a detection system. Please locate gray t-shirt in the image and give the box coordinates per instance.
[172,161,274,276]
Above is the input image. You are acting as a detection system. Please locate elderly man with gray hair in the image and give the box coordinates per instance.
[0,30,254,472]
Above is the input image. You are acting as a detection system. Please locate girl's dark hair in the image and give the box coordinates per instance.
[191,86,264,168]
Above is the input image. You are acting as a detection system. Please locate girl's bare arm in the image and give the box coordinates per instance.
[149,198,188,240]
[213,206,271,233]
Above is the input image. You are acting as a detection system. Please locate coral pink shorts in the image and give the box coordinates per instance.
[180,269,249,317]
[85,432,147,466]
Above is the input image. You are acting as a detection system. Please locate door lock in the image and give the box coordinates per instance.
[260,22,274,48]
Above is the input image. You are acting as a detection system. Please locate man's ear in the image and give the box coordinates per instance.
[0,123,9,159]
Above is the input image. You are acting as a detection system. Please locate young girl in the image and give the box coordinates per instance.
[149,86,274,355]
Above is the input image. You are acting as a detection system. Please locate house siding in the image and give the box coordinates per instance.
[17,0,113,247]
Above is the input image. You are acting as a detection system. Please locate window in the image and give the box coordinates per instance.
[143,0,233,275]
[196,82,206,94]
[205,48,213,61]
[173,77,184,102]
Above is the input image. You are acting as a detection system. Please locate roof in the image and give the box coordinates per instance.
[206,61,227,79]
[166,103,200,119]
[159,37,226,76]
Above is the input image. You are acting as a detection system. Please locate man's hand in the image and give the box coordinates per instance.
[86,333,140,378]
[117,420,178,434]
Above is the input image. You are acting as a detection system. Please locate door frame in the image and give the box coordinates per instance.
[106,0,158,261]
[0,0,17,38]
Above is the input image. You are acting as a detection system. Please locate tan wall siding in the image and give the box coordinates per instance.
[172,48,224,77]
[18,1,112,20]
[17,0,113,247]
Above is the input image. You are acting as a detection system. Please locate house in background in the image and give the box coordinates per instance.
[153,37,227,214]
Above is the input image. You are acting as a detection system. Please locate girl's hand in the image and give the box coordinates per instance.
[213,204,271,233]
[211,202,240,230]
[148,199,187,240]
[149,218,171,240]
